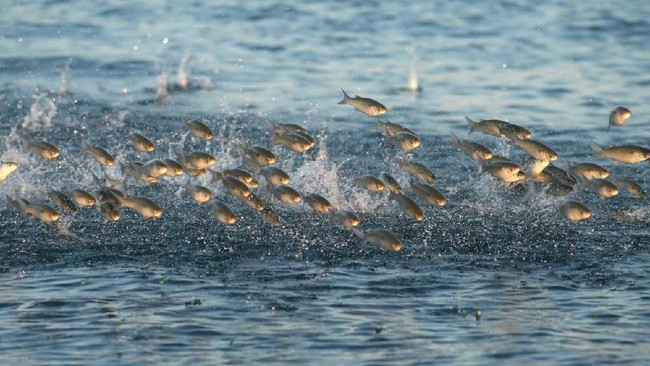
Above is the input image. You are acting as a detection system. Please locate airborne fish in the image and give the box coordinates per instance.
[513,136,558,161]
[259,166,291,187]
[582,178,619,198]
[0,161,19,183]
[608,106,631,131]
[70,189,97,207]
[409,182,447,206]
[566,161,609,180]
[560,201,592,222]
[19,135,60,160]
[590,141,650,164]
[353,228,403,252]
[385,131,421,152]
[81,141,115,166]
[223,168,259,188]
[129,132,155,152]
[272,185,302,204]
[183,119,214,140]
[353,175,385,192]
[272,132,313,153]
[187,185,213,204]
[328,209,360,229]
[379,172,402,194]
[6,196,60,223]
[46,190,78,214]
[389,192,424,222]
[375,120,416,137]
[613,178,646,198]
[464,116,507,137]
[450,132,492,161]
[337,88,387,117]
[207,200,237,224]
[397,160,435,183]
[303,193,333,214]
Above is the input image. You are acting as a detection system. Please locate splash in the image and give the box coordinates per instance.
[21,92,58,131]
[177,52,191,90]
[407,50,422,92]
[154,73,171,105]
[58,59,73,97]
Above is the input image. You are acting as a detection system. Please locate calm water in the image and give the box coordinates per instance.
[1,0,650,365]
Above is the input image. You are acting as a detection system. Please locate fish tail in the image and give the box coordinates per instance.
[464,116,477,134]
[337,88,349,105]
[450,131,460,147]
[351,228,365,239]
[589,141,603,155]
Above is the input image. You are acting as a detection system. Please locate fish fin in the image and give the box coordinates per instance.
[464,116,477,134]
[337,88,349,105]
[351,228,365,239]
[450,131,460,147]
[589,141,603,154]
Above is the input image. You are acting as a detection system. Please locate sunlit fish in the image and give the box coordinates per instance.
[560,201,592,222]
[450,131,492,161]
[353,175,385,192]
[70,189,97,207]
[258,206,281,227]
[223,168,259,188]
[514,136,558,161]
[337,88,387,117]
[239,144,276,169]
[259,166,291,186]
[328,209,360,229]
[272,132,313,153]
[499,123,532,141]
[100,201,121,222]
[19,135,60,159]
[0,161,19,183]
[46,190,78,214]
[379,172,402,194]
[526,159,550,177]
[6,196,60,223]
[397,160,435,183]
[566,161,609,180]
[375,120,417,137]
[121,162,158,184]
[98,187,127,205]
[207,200,237,224]
[409,182,447,206]
[608,106,631,131]
[113,194,163,219]
[268,120,307,135]
[353,228,403,252]
[162,158,185,177]
[389,192,424,221]
[464,116,507,137]
[181,151,216,170]
[582,178,619,198]
[187,185,213,204]
[81,141,115,166]
[239,191,266,211]
[183,119,214,140]
[590,141,650,164]
[140,159,168,178]
[386,131,421,152]
[212,171,252,198]
[272,185,302,204]
[303,193,333,214]
[613,178,646,198]
[129,132,155,152]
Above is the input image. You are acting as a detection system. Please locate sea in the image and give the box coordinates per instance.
[1,0,649,365]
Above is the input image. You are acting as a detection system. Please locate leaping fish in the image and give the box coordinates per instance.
[337,88,387,117]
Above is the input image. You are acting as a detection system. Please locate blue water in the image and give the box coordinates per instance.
[1,0,650,365]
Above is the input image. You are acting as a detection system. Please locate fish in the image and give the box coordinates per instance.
[259,166,291,186]
[258,206,281,227]
[272,132,313,153]
[70,189,97,207]
[0,161,19,183]
[223,168,259,188]
[526,159,550,177]
[590,141,650,164]
[113,194,163,219]
[379,172,402,194]
[268,120,307,135]
[187,185,213,204]
[212,171,252,198]
[81,141,115,166]
[289,130,317,148]
[352,229,403,252]
[272,185,302,204]
[464,116,507,137]
[450,131,492,161]
[120,162,159,184]
[499,123,532,141]
[513,136,558,161]
[180,151,216,170]
[375,120,417,137]
[612,178,646,198]
[207,200,237,224]
[389,192,424,221]
[385,131,421,152]
[239,191,266,211]
[183,119,214,140]
[566,161,609,180]
[6,196,60,223]
[328,210,360,229]
[46,190,78,214]
[162,158,185,177]
[139,159,168,178]
[19,135,60,159]
[337,88,387,117]
[608,106,631,131]
[303,193,333,214]
[560,201,592,222]
[582,178,620,198]
[99,201,121,222]
[129,132,155,152]
[409,182,447,206]
[239,144,276,169]
[543,164,577,187]
[397,160,435,183]
[353,175,385,192]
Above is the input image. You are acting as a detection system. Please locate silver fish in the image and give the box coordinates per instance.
[162,158,185,177]
[337,88,387,117]
[353,228,403,252]
[223,168,259,188]
[181,151,216,170]
[183,119,214,140]
[353,175,385,192]
[0,161,19,183]
[608,106,631,131]
[385,131,421,152]
[6,196,60,223]
[212,171,252,198]
[560,201,591,222]
[499,123,532,141]
[289,130,316,148]
[481,160,525,183]
[613,178,646,198]
[566,161,609,180]
[100,201,121,222]
[582,178,619,198]
[129,132,155,152]
[375,120,416,137]
[207,200,237,224]
[272,132,313,153]
[514,136,558,161]
[464,116,507,137]
[70,189,97,207]
[268,120,307,135]
[328,210,360,229]
[187,185,213,204]
[46,191,78,214]
[258,206,281,227]
[140,159,168,178]
[590,141,650,164]
[272,185,302,204]
[379,172,402,194]
[397,160,435,183]
[82,141,115,166]
[527,159,550,177]
[389,192,424,222]
[259,166,291,186]
[239,191,266,211]
[113,194,163,219]
[121,162,158,184]
[450,131,492,161]
[303,193,333,214]
[239,144,276,169]
[409,182,447,206]
[19,135,60,159]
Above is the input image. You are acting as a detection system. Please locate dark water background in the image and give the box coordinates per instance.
[1,1,649,365]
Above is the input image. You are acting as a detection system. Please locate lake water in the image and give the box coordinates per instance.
[1,0,649,365]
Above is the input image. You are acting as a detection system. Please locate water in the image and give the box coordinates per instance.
[1,0,650,364]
